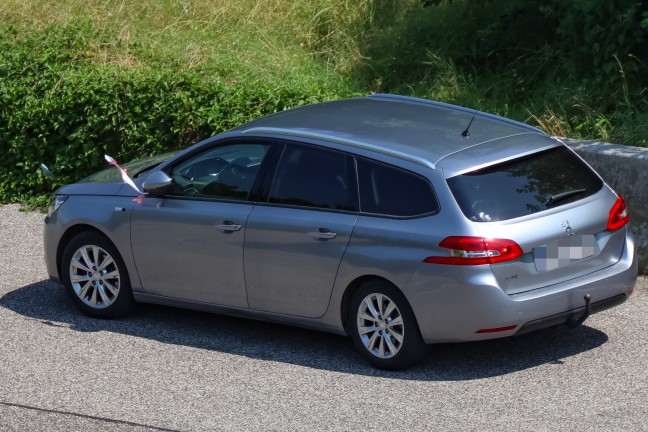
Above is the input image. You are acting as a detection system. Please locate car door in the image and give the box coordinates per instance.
[244,143,359,318]
[131,142,271,307]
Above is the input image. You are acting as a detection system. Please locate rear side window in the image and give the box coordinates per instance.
[357,158,439,217]
[447,146,604,222]
[269,144,358,211]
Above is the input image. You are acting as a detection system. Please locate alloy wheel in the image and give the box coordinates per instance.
[356,293,404,359]
[69,244,120,309]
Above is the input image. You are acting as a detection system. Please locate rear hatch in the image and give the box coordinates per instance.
[441,137,628,295]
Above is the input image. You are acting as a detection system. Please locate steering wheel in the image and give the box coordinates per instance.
[219,163,245,183]
[183,157,228,180]
[219,158,250,183]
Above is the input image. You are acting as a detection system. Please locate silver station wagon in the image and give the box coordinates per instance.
[44,94,638,370]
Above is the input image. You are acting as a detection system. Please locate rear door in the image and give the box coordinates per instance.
[244,143,358,318]
[444,143,626,295]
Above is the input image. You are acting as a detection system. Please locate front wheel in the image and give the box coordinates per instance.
[61,231,134,319]
[349,280,426,370]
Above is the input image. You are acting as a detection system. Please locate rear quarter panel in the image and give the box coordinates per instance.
[326,166,480,330]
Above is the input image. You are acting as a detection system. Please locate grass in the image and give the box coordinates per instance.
[0,0,361,93]
[0,0,646,147]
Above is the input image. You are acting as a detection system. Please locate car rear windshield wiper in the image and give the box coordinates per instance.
[546,188,588,207]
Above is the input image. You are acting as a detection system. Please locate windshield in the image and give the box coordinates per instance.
[79,152,177,184]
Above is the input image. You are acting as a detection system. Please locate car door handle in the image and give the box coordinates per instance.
[214,222,242,232]
[308,229,337,240]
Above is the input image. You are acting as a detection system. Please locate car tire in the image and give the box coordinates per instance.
[349,280,426,370]
[61,231,134,319]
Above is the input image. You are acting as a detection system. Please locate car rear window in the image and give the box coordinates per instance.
[446,146,603,222]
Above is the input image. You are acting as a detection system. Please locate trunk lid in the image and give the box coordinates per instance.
[473,191,626,294]
[443,141,626,295]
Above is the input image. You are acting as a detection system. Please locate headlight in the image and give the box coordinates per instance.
[48,195,68,217]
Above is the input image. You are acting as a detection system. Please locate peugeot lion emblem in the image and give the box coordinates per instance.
[560,220,575,238]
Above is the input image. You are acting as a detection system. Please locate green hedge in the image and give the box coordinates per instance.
[0,22,338,206]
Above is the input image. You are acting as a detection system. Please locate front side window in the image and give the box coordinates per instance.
[357,158,439,217]
[268,144,358,211]
[169,143,269,201]
[447,146,604,222]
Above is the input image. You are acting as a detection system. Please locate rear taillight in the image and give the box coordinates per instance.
[607,195,629,231]
[424,236,523,265]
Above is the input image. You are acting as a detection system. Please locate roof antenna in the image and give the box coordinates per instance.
[461,109,478,139]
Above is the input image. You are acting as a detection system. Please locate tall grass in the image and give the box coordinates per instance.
[0,0,372,93]
[2,0,646,146]
[0,0,646,207]
[351,0,647,145]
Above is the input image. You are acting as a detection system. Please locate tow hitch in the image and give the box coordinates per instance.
[568,294,592,328]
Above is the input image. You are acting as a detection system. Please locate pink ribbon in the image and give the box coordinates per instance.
[104,155,143,194]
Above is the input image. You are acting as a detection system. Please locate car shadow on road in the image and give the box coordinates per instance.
[1,280,609,381]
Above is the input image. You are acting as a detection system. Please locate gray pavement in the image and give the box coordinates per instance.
[1,203,646,431]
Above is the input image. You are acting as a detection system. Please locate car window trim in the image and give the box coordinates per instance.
[248,141,284,203]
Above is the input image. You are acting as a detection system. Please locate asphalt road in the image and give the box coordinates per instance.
[1,203,647,431]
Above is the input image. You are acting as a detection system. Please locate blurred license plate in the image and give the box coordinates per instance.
[534,235,597,272]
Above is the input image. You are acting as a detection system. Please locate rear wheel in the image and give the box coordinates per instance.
[61,232,134,318]
[349,280,425,370]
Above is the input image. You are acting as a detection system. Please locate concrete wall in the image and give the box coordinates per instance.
[562,138,648,274]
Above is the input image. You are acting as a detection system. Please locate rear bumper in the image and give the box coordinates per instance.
[515,293,626,336]
[407,232,638,343]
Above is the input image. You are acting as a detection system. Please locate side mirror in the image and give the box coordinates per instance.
[142,170,173,195]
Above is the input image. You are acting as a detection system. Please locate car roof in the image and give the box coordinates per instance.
[231,94,549,170]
